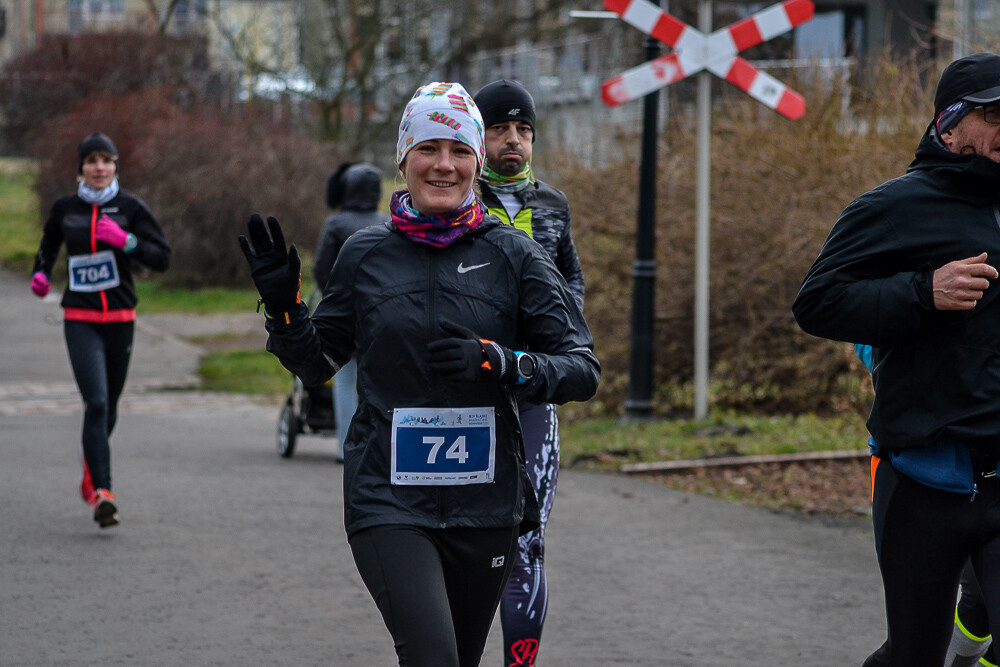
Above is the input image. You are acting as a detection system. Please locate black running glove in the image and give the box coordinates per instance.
[426,320,517,384]
[238,214,302,320]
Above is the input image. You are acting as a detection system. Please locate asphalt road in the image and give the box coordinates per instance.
[0,266,887,666]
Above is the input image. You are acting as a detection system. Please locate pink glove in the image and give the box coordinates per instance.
[30,271,50,298]
[95,215,129,249]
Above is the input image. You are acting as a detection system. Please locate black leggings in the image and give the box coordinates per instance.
[64,320,134,491]
[501,401,559,667]
[959,560,989,636]
[349,524,519,667]
[865,457,1000,666]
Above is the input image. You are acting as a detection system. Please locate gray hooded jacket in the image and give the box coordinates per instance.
[313,163,388,291]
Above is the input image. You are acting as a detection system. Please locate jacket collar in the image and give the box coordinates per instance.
[907,122,1000,200]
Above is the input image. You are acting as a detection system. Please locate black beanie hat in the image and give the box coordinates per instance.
[77,132,118,174]
[473,79,535,139]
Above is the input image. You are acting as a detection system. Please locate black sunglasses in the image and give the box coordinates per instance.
[972,105,1000,124]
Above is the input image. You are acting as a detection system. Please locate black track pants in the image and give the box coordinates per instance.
[864,457,1000,666]
[956,560,997,664]
[64,320,134,491]
[349,524,519,667]
[958,560,990,636]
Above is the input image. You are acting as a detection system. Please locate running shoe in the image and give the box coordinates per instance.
[80,458,95,504]
[91,488,119,528]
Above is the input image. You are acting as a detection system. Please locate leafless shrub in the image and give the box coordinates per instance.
[28,90,339,288]
[0,31,215,155]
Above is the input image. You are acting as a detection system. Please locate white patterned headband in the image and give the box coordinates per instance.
[395,81,485,171]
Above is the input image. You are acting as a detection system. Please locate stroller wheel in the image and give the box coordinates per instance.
[277,398,299,458]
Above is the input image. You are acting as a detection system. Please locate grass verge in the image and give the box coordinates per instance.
[134,281,261,314]
[558,412,868,471]
[0,161,42,275]
[198,348,290,397]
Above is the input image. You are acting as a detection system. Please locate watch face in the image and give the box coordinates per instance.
[518,353,535,378]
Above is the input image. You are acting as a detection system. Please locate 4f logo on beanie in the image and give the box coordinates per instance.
[507,108,520,116]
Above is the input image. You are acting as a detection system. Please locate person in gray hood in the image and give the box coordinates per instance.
[313,162,388,290]
[309,163,389,458]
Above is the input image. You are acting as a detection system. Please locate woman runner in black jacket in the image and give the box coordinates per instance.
[239,81,599,667]
[30,132,171,528]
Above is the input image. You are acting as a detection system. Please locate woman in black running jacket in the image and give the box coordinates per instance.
[30,132,171,529]
[239,82,599,667]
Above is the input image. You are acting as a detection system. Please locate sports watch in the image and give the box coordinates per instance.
[515,351,536,383]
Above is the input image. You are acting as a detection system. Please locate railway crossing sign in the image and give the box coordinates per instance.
[601,0,815,420]
[602,0,815,119]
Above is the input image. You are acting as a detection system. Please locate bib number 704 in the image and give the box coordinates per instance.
[424,435,469,465]
[74,264,112,284]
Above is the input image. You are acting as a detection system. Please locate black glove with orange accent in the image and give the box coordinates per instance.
[238,214,302,322]
[426,320,517,384]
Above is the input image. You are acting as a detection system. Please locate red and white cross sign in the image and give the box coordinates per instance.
[602,0,814,119]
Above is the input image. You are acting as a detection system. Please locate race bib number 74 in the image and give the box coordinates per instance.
[391,407,496,485]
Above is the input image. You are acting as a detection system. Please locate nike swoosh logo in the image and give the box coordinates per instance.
[457,262,490,274]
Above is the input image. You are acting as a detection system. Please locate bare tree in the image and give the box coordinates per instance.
[210,0,571,151]
[142,0,188,35]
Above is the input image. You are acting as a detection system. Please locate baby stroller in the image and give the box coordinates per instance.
[275,289,338,457]
[276,377,337,457]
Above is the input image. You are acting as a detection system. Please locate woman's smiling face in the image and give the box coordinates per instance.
[400,139,478,215]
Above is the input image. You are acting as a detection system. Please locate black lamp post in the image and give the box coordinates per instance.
[623,12,660,421]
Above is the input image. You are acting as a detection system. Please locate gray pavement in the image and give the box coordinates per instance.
[0,266,887,666]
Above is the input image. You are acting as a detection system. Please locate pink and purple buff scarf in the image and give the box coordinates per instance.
[390,188,485,248]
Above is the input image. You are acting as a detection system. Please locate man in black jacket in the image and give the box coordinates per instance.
[473,78,584,667]
[793,53,1000,666]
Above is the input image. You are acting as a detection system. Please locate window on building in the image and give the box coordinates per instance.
[973,0,993,21]
[795,11,845,59]
[68,0,83,31]
[175,0,189,31]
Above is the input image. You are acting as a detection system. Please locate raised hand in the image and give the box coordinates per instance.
[238,214,302,319]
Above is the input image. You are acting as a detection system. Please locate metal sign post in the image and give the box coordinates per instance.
[693,0,712,420]
[602,0,813,419]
